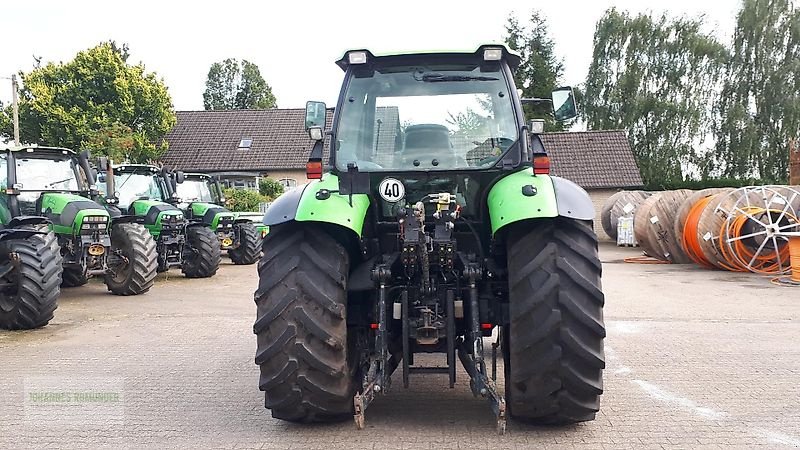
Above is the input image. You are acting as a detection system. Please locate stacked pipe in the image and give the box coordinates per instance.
[620,185,800,275]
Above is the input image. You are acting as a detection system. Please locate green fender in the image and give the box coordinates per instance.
[263,174,369,237]
[487,169,595,236]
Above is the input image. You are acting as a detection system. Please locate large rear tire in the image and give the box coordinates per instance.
[253,224,355,422]
[228,222,261,265]
[181,226,221,278]
[0,231,62,330]
[61,267,89,288]
[105,223,158,295]
[504,218,605,424]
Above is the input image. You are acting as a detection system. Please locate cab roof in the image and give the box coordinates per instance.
[2,144,76,155]
[335,44,521,71]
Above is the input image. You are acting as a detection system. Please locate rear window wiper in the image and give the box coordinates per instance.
[419,73,499,82]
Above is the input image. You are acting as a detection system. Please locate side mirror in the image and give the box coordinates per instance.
[552,87,577,121]
[175,171,185,184]
[305,100,327,141]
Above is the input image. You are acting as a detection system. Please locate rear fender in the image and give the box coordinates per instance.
[263,174,370,238]
[487,170,594,236]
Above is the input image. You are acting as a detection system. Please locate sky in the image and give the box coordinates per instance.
[0,0,741,111]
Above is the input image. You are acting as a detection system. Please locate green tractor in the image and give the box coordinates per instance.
[106,164,221,278]
[172,172,262,265]
[253,46,605,433]
[0,146,63,329]
[1,145,157,298]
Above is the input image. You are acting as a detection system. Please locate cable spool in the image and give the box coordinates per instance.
[633,189,694,263]
[701,186,800,274]
[677,188,735,268]
[600,190,652,240]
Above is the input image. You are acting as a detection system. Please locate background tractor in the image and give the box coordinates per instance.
[173,172,262,265]
[1,146,157,297]
[0,146,62,329]
[106,164,220,278]
[253,46,605,433]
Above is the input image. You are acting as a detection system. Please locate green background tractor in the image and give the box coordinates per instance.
[0,147,63,329]
[173,172,262,265]
[1,146,157,297]
[253,46,604,433]
[108,164,220,278]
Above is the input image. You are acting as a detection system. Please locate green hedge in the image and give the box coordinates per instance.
[222,188,267,212]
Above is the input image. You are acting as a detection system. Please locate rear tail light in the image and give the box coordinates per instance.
[533,154,550,175]
[306,160,322,179]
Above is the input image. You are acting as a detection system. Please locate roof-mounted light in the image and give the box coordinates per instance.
[483,48,503,61]
[348,51,368,65]
[530,119,545,134]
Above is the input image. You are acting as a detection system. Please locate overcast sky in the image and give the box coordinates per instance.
[1,0,741,111]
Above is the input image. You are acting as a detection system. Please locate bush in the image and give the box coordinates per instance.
[222,188,267,212]
[258,178,285,200]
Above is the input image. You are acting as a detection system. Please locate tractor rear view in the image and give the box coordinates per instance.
[173,172,262,265]
[253,46,604,433]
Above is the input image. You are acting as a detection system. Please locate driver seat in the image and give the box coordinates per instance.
[402,124,452,155]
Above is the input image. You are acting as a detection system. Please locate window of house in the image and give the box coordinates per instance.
[238,138,253,150]
[279,178,297,189]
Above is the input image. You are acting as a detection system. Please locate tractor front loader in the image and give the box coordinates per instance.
[253,46,605,434]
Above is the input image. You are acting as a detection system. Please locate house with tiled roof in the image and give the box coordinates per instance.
[160,109,643,239]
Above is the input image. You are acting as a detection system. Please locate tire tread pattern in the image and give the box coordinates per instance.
[253,224,354,422]
[228,222,261,265]
[105,223,158,295]
[505,218,605,424]
[182,226,221,278]
[0,231,63,330]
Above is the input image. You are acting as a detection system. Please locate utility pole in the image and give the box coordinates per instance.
[11,74,20,146]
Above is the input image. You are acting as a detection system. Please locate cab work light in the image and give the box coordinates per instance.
[348,51,368,65]
[483,48,503,61]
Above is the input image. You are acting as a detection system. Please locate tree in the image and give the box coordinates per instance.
[203,59,276,110]
[713,0,800,183]
[0,42,176,162]
[583,9,728,185]
[504,11,565,131]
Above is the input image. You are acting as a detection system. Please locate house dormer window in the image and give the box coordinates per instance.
[238,138,253,150]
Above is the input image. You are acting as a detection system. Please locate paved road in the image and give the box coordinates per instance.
[1,245,799,449]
